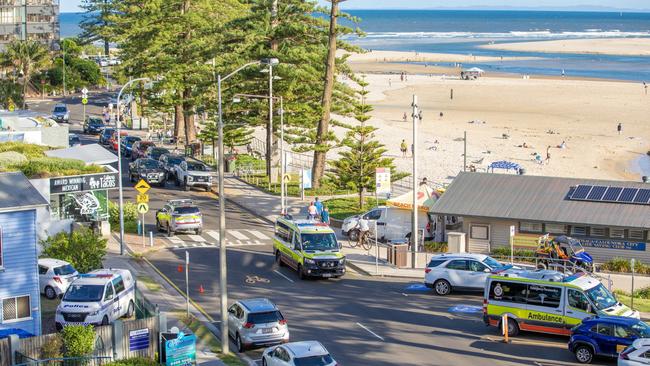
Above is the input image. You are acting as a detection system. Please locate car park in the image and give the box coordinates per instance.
[121,136,142,157]
[69,134,81,147]
[55,269,135,330]
[228,298,289,352]
[156,199,202,236]
[52,104,69,123]
[568,316,650,363]
[159,154,185,181]
[129,158,166,186]
[174,160,212,191]
[273,217,345,280]
[38,258,79,300]
[83,117,105,134]
[424,253,506,295]
[262,341,336,366]
[131,141,156,161]
[145,146,170,161]
[619,338,650,366]
[99,128,115,145]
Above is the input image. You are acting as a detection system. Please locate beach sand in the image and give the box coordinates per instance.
[481,37,650,56]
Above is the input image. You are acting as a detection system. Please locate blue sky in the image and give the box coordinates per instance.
[61,1,650,13]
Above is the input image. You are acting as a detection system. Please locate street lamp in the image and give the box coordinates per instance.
[117,77,151,256]
[216,57,278,354]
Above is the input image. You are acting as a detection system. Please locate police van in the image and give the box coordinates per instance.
[273,217,346,280]
[55,269,136,330]
[484,269,638,336]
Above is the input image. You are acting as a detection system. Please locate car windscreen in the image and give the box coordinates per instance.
[187,162,206,171]
[103,129,114,136]
[168,156,184,165]
[294,355,335,366]
[631,322,650,338]
[125,137,141,144]
[482,256,503,269]
[247,311,283,324]
[63,284,104,302]
[301,233,339,251]
[585,283,617,310]
[151,148,168,157]
[70,137,80,143]
[89,118,104,126]
[54,264,76,276]
[54,106,66,113]
[141,160,160,169]
[173,207,200,215]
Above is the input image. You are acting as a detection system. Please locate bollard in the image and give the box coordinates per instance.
[150,231,154,247]
[502,314,510,343]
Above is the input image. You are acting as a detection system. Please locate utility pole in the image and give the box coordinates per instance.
[463,131,467,172]
[267,63,274,180]
[412,94,419,269]
[217,74,228,354]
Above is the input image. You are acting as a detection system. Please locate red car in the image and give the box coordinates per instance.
[131,141,156,161]
[109,131,128,151]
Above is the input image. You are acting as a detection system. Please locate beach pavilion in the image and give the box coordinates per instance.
[430,172,650,263]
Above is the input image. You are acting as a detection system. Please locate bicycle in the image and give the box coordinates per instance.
[347,228,373,251]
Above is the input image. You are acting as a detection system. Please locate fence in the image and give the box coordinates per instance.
[15,355,112,366]
[0,339,9,366]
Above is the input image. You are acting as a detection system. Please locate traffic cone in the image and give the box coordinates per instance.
[199,285,205,294]
[177,265,183,273]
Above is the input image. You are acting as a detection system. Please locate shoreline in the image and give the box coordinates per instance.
[481,37,650,56]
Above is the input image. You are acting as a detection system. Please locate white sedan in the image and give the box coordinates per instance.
[619,339,650,366]
[262,341,336,366]
[38,258,79,299]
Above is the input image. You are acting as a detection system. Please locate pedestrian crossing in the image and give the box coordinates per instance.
[163,229,272,249]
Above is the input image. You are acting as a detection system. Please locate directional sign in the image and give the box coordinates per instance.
[82,98,88,105]
[135,179,151,194]
[81,87,88,95]
[283,174,291,182]
[136,194,149,204]
[137,203,149,214]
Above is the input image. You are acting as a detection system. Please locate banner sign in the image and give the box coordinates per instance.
[128,328,150,352]
[301,169,312,189]
[579,238,646,251]
[50,172,118,194]
[165,332,196,366]
[375,168,391,195]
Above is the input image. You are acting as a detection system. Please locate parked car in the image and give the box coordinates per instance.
[69,134,81,147]
[228,298,289,352]
[99,128,115,145]
[619,338,650,366]
[131,141,156,161]
[55,269,135,330]
[145,146,170,161]
[120,136,142,157]
[129,158,166,186]
[159,153,186,181]
[52,104,69,123]
[262,341,336,366]
[38,258,79,300]
[156,199,202,235]
[83,116,105,134]
[175,160,212,191]
[424,253,505,295]
[569,316,650,363]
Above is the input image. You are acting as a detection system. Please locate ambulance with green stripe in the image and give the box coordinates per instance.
[273,217,346,280]
[484,270,638,336]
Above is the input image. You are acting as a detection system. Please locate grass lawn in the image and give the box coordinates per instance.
[324,197,386,220]
[614,292,650,313]
[177,312,246,366]
[241,173,352,197]
[137,275,162,292]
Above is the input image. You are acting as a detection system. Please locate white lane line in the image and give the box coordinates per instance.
[229,230,249,240]
[205,230,220,241]
[356,322,384,341]
[273,270,295,283]
[167,236,184,244]
[188,235,206,242]
[248,230,270,240]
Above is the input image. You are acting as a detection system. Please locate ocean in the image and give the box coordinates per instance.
[60,10,650,81]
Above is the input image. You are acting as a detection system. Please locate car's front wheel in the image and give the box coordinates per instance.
[126,300,135,318]
[433,279,451,296]
[101,316,109,326]
[44,286,57,300]
[184,179,190,191]
[574,345,594,364]
[236,334,245,353]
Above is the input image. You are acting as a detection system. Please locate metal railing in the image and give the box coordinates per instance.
[490,255,594,274]
[15,355,113,366]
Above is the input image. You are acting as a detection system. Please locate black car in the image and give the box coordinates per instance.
[83,117,105,134]
[128,158,166,187]
[52,104,69,123]
[99,128,115,145]
[159,153,186,181]
[120,136,142,157]
[146,147,170,161]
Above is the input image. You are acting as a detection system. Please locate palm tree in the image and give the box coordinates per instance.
[1,40,50,109]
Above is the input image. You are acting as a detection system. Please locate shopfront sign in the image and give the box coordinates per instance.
[578,238,646,251]
[50,172,118,194]
[128,328,150,351]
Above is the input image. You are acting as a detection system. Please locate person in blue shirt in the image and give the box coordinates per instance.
[321,206,330,225]
[314,197,323,217]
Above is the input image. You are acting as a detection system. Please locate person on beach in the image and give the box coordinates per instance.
[559,141,566,149]
[418,110,423,120]
[546,146,551,164]
[403,112,407,122]
[617,122,622,135]
[400,73,404,82]
[400,140,408,157]
[307,202,317,220]
[644,82,647,95]
[321,206,330,225]
[389,78,392,87]
[439,112,444,119]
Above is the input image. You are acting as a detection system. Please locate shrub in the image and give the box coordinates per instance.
[40,228,107,273]
[424,241,447,253]
[62,325,95,357]
[491,247,536,259]
[105,358,159,366]
[109,201,139,234]
[0,142,49,158]
[41,334,63,359]
[601,258,650,275]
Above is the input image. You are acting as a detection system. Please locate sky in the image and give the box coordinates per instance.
[60,0,650,13]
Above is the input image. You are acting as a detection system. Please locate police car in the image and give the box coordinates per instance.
[273,216,345,280]
[55,269,135,331]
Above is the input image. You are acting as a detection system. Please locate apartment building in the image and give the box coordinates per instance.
[0,0,59,50]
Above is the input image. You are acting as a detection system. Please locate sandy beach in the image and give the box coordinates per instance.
[481,37,650,56]
[329,50,650,185]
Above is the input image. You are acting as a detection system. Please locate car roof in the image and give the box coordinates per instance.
[54,104,66,108]
[284,341,328,358]
[168,199,196,208]
[72,269,131,286]
[163,154,184,160]
[277,217,335,234]
[38,258,71,267]
[139,158,159,163]
[239,298,277,313]
[430,253,489,261]
[125,136,141,141]
[583,316,641,326]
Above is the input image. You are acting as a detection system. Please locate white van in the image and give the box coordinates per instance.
[55,269,135,330]
[341,206,434,242]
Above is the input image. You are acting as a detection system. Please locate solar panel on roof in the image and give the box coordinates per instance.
[634,189,650,204]
[617,187,639,203]
[586,186,607,200]
[571,185,592,200]
[602,186,623,201]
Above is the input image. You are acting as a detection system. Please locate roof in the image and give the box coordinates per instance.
[74,269,130,285]
[285,341,328,357]
[430,253,489,261]
[278,217,334,233]
[239,298,277,313]
[0,172,48,211]
[38,258,71,267]
[44,143,118,165]
[582,316,640,326]
[430,172,650,229]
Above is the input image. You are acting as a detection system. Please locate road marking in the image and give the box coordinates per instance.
[248,230,269,240]
[483,336,566,349]
[206,230,220,241]
[356,322,384,341]
[167,236,184,244]
[401,293,408,297]
[188,235,206,242]
[229,230,249,240]
[273,270,295,283]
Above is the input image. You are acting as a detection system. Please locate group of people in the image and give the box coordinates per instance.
[307,197,330,225]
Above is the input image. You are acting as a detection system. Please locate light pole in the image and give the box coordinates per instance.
[411,94,420,269]
[117,77,150,256]
[260,61,279,179]
[216,58,278,354]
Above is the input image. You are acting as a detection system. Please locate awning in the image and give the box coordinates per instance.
[387,184,442,212]
[45,143,118,165]
[488,160,521,172]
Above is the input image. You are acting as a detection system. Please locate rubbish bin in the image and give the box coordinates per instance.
[387,240,408,268]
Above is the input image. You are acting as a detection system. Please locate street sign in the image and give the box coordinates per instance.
[137,203,149,214]
[81,87,88,95]
[81,98,88,105]
[136,194,149,203]
[375,168,392,195]
[301,169,312,189]
[283,174,291,182]
[135,179,151,194]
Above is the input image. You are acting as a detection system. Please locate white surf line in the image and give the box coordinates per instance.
[273,270,295,283]
[247,230,270,240]
[356,322,384,341]
[229,230,249,240]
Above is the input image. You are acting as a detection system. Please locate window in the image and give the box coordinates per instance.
[567,289,591,312]
[39,265,49,275]
[545,223,567,234]
[247,311,284,324]
[571,226,587,236]
[629,230,645,240]
[590,227,606,237]
[595,323,614,337]
[520,222,542,233]
[104,284,114,301]
[2,296,31,322]
[610,228,625,239]
[468,261,488,272]
[112,278,125,294]
[54,265,75,276]
[446,260,468,271]
[427,259,447,268]
[363,210,382,221]
[527,285,561,308]
[615,325,636,339]
[489,281,527,304]
[470,225,489,240]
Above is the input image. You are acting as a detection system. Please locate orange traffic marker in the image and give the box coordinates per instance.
[199,285,205,294]
[178,265,183,272]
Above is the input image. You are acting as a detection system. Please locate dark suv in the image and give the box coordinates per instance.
[120,136,142,157]
[128,158,166,186]
[99,128,115,145]
[83,117,105,134]
[131,141,156,161]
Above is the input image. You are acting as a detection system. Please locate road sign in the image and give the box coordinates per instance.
[137,203,149,214]
[135,179,151,194]
[283,174,291,182]
[136,194,149,203]
[82,98,88,105]
[81,87,88,95]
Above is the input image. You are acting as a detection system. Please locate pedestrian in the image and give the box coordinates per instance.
[450,88,454,100]
[400,72,404,82]
[307,202,317,220]
[617,122,622,135]
[644,82,648,95]
[439,112,444,119]
[561,69,565,77]
[403,112,407,122]
[400,139,407,157]
[546,145,551,164]
[321,206,330,225]
[418,110,423,120]
[388,78,392,87]
[314,197,323,217]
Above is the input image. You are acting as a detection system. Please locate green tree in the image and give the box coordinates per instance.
[44,39,104,93]
[62,325,95,357]
[0,40,50,109]
[79,0,118,56]
[40,229,107,273]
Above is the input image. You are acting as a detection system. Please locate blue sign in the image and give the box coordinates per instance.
[129,328,150,352]
[165,332,196,366]
[578,238,646,251]
[404,283,430,292]
[302,169,312,189]
[448,305,483,314]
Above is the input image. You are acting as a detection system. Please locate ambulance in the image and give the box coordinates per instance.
[483,269,638,336]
